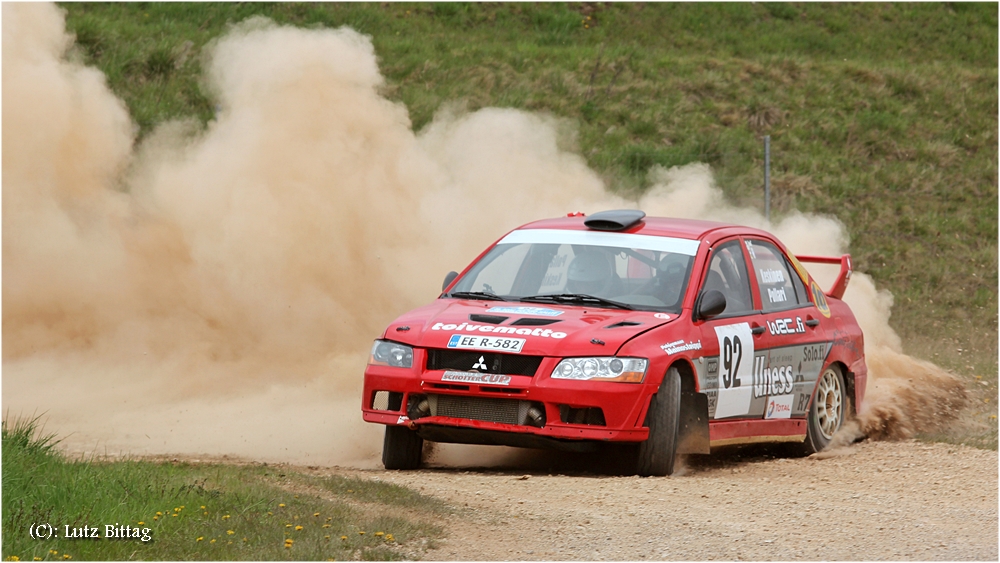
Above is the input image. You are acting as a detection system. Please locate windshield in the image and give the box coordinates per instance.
[448,229,698,312]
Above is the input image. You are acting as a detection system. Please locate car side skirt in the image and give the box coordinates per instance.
[708,419,806,448]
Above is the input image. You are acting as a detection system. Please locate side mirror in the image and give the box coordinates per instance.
[696,289,727,320]
[442,271,459,291]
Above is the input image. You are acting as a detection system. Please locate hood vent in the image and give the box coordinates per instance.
[510,318,561,326]
[605,321,643,329]
[469,314,508,324]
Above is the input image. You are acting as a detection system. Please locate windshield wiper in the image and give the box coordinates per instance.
[446,291,508,302]
[519,293,633,310]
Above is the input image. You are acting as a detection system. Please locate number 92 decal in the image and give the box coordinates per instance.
[712,323,755,418]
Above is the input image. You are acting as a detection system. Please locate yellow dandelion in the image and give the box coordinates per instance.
[295,526,303,531]
[33,558,42,561]
[278,503,285,508]
[222,514,230,520]
[171,514,177,517]
[340,536,348,541]
[294,515,299,520]
[286,524,292,528]
[196,537,204,542]
[294,495,299,499]
[322,524,331,528]
[347,489,353,493]
[49,551,58,556]
[138,521,145,525]
[386,534,395,542]
[174,508,181,512]
[6,557,19,562]
[314,512,320,517]
[267,512,273,516]
[210,539,216,544]
[156,512,162,516]
[227,541,232,545]
[203,512,208,516]
[226,530,235,535]
[243,538,248,542]
[358,531,365,535]
[153,516,158,521]
[180,506,185,509]
[584,24,589,28]
[200,505,206,509]
[326,517,332,522]
[375,532,384,537]
[324,535,331,540]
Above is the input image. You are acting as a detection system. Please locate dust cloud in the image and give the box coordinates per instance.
[2,4,965,467]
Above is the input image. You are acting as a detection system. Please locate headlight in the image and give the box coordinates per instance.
[369,340,413,368]
[550,357,647,383]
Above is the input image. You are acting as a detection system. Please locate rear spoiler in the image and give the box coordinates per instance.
[794,254,852,300]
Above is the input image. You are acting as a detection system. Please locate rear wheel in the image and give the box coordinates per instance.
[802,364,846,454]
[382,425,423,470]
[636,367,682,476]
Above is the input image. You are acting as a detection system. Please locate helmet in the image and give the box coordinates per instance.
[566,249,614,295]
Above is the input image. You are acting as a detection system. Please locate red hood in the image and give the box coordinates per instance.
[381,298,677,356]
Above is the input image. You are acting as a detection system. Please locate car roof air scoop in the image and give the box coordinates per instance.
[583,209,646,231]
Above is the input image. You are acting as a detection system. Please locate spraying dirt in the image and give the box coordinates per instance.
[2,4,969,467]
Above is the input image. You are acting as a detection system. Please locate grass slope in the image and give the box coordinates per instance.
[53,2,1000,442]
[2,418,446,561]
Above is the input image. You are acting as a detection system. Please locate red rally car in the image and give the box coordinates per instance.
[362,210,867,475]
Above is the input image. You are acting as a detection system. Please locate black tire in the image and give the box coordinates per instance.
[801,364,846,454]
[382,425,423,470]
[636,367,682,476]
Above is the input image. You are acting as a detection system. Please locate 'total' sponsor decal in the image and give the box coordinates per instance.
[764,394,794,419]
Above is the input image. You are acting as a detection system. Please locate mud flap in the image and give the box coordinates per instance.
[676,391,710,454]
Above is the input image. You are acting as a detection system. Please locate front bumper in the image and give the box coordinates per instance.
[362,353,653,444]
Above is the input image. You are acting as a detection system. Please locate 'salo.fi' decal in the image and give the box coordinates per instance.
[809,281,831,318]
[712,323,755,418]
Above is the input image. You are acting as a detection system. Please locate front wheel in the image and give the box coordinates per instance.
[801,364,846,454]
[382,425,423,470]
[636,367,682,476]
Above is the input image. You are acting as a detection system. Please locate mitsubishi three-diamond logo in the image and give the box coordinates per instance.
[472,356,488,371]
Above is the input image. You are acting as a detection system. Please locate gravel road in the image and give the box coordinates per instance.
[333,440,996,561]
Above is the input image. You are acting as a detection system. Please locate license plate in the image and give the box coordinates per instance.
[447,334,525,353]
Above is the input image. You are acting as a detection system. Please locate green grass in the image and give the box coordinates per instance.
[2,417,446,561]
[53,2,998,447]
